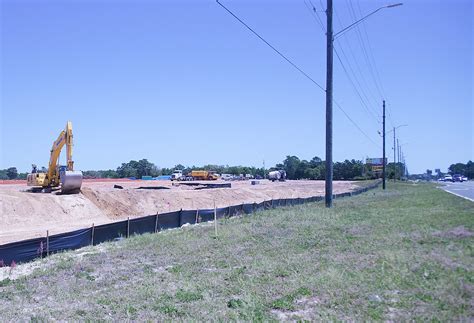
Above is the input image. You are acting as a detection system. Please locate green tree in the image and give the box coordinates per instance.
[174,164,185,171]
[6,167,18,179]
[304,167,320,179]
[0,169,8,180]
[283,156,300,180]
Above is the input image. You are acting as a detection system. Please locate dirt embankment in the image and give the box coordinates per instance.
[0,180,359,244]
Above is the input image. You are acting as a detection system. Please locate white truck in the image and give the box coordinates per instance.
[268,170,286,182]
[170,170,184,181]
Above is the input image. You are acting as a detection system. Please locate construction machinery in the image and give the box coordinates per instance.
[27,121,83,194]
[189,170,218,181]
[268,170,286,182]
[170,170,184,181]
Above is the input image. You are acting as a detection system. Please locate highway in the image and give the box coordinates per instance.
[440,181,474,202]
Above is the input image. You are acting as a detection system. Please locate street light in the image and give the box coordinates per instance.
[325,0,402,206]
[334,3,403,39]
[387,124,407,182]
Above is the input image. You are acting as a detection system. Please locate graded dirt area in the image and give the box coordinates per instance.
[0,179,360,245]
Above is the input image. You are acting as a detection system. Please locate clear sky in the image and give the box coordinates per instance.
[1,0,472,174]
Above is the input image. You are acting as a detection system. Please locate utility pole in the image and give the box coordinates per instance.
[397,139,400,180]
[393,127,396,182]
[397,138,402,181]
[325,0,334,207]
[382,100,386,190]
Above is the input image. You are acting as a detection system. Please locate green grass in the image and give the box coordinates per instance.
[0,182,472,320]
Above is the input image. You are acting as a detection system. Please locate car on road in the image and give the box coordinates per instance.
[220,174,233,181]
[444,175,453,182]
[453,174,464,182]
[462,176,468,181]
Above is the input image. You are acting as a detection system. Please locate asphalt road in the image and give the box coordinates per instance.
[440,181,474,202]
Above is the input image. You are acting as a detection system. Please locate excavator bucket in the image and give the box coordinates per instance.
[60,170,83,194]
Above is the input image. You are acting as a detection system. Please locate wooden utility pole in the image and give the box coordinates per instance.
[393,127,396,182]
[382,100,386,189]
[325,0,334,207]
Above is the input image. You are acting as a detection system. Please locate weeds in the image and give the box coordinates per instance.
[0,183,472,320]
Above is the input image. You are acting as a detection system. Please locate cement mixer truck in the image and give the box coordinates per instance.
[268,170,286,182]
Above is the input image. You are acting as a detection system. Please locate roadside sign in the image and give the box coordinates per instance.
[371,165,383,172]
[366,158,387,166]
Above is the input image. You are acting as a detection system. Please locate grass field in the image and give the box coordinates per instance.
[0,182,473,320]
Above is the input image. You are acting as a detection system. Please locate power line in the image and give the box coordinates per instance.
[304,3,381,126]
[334,46,379,123]
[333,100,381,148]
[334,9,381,112]
[304,0,380,148]
[303,0,325,32]
[217,0,380,148]
[346,0,384,100]
[356,0,387,99]
[216,0,325,92]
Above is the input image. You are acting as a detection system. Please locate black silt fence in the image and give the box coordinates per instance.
[0,180,381,266]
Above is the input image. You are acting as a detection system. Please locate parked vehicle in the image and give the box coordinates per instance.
[444,175,453,182]
[268,170,287,182]
[170,170,184,181]
[453,174,464,182]
[189,170,218,181]
[221,174,233,181]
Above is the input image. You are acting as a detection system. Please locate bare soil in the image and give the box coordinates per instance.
[0,179,359,245]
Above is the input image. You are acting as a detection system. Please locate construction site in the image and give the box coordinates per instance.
[0,178,360,245]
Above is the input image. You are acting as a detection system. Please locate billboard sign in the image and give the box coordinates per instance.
[371,165,384,172]
[366,158,387,166]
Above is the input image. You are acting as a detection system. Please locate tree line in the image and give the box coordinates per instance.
[81,155,376,180]
[448,161,473,178]
[5,155,447,181]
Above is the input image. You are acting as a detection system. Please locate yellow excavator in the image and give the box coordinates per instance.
[27,121,83,194]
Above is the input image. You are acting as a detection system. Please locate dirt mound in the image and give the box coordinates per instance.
[0,180,359,244]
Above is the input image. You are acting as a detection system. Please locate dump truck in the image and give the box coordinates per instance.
[27,121,83,194]
[268,170,286,182]
[189,170,218,180]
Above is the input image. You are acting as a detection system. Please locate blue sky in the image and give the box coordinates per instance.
[1,0,472,174]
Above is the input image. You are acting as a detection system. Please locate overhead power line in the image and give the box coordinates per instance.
[334,9,381,113]
[216,0,380,148]
[356,0,387,99]
[334,100,381,148]
[334,46,379,123]
[303,1,382,140]
[216,0,325,92]
[346,0,385,100]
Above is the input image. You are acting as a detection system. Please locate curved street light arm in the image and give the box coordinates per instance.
[334,3,403,39]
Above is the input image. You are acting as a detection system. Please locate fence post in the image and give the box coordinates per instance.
[46,230,49,256]
[91,223,95,246]
[195,209,199,224]
[155,213,159,233]
[214,200,217,237]
[127,217,130,238]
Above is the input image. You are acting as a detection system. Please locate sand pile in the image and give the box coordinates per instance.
[0,180,358,244]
